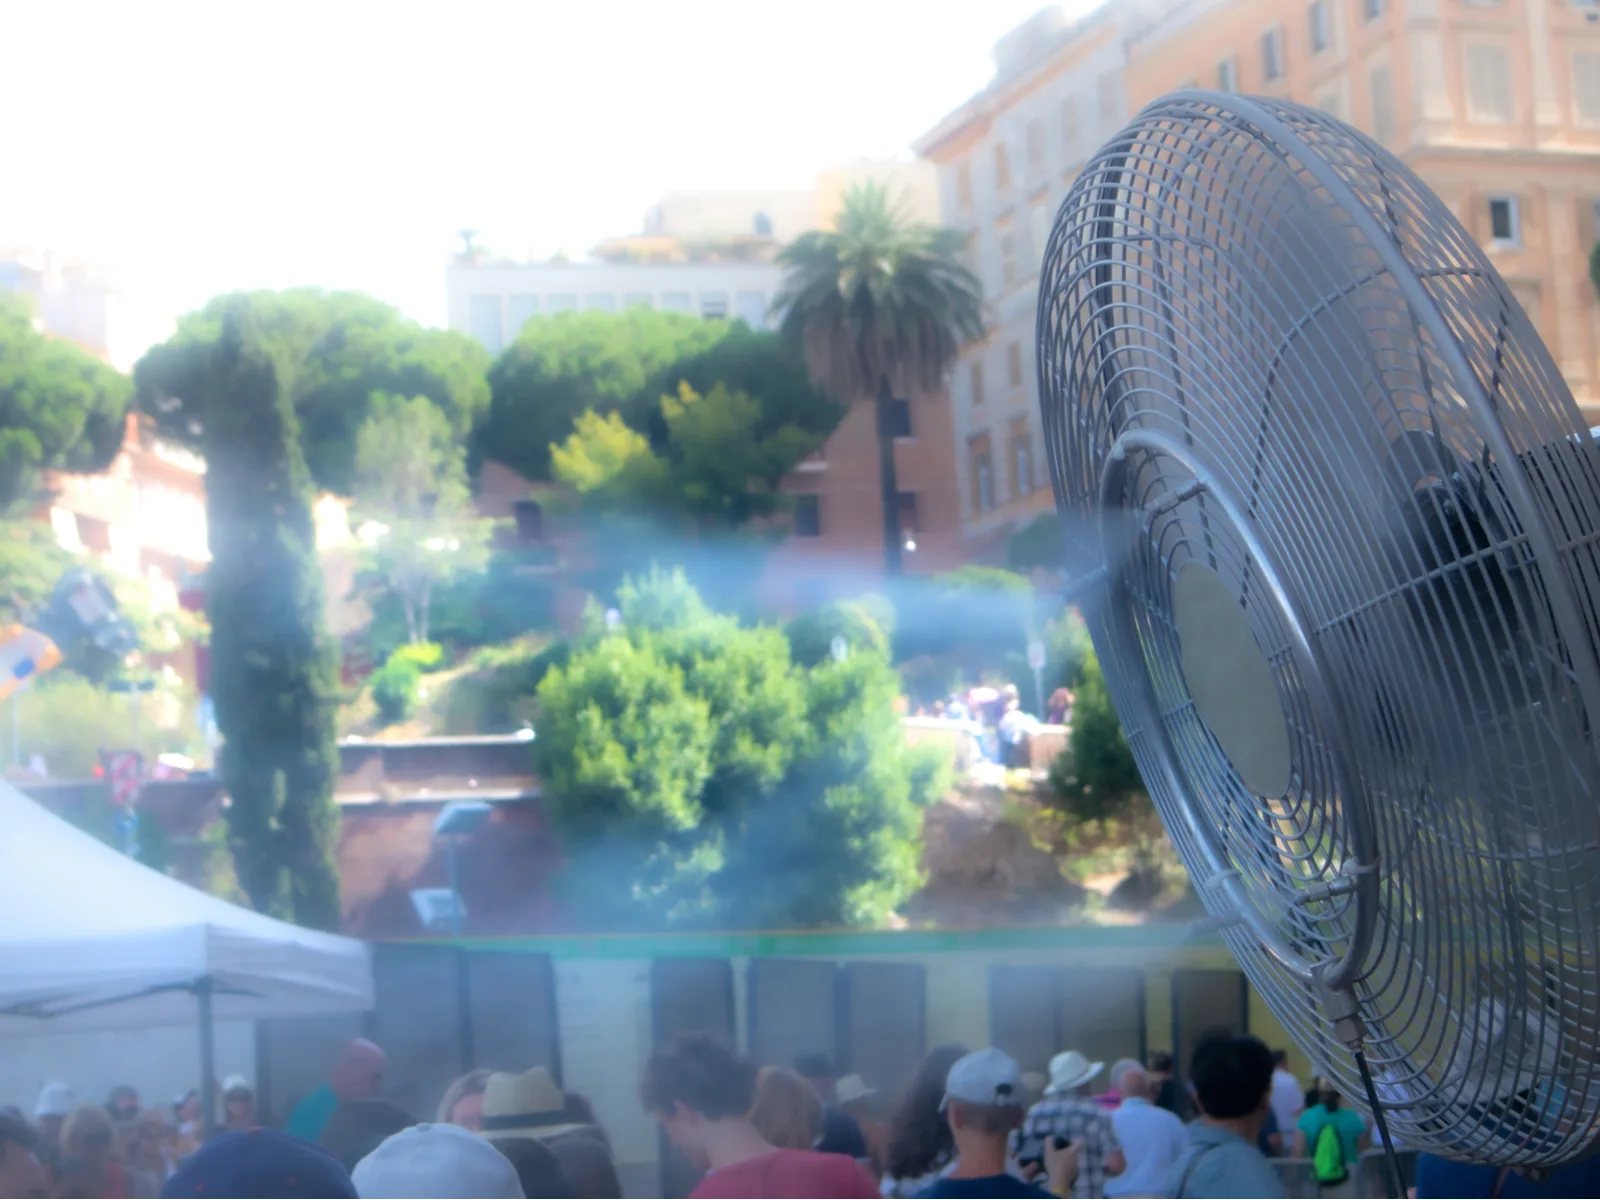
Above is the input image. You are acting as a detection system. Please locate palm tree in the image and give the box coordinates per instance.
[773,182,985,575]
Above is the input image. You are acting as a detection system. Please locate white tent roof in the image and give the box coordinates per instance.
[0,782,372,1033]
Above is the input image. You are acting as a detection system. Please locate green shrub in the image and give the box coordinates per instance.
[439,639,565,734]
[784,600,891,667]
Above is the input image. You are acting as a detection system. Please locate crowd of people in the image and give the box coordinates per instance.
[5,1027,1600,1199]
[913,682,1068,771]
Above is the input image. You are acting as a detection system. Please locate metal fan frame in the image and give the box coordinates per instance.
[1040,89,1600,1165]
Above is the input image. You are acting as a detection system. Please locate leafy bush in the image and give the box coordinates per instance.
[14,674,201,778]
[369,642,442,724]
[534,568,946,931]
[1006,513,1065,573]
[1047,650,1144,822]
[439,639,566,734]
[784,599,892,668]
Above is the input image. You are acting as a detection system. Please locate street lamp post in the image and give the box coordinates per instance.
[431,801,493,938]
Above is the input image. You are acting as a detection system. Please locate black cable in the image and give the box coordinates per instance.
[1355,1048,1403,1200]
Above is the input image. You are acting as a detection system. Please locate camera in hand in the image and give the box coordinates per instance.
[1016,1134,1071,1169]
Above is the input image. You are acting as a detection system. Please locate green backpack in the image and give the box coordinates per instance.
[1312,1119,1348,1186]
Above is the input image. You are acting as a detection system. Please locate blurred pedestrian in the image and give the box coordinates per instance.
[30,1085,73,1172]
[319,1099,415,1175]
[159,1127,356,1199]
[285,1039,386,1144]
[548,1135,622,1200]
[0,1111,47,1200]
[352,1123,523,1198]
[487,1136,572,1198]
[1145,1053,1186,1121]
[834,1074,885,1174]
[748,1068,823,1152]
[642,1033,877,1198]
[794,1054,869,1160]
[437,1069,494,1133]
[1104,1064,1186,1198]
[882,1044,969,1198]
[1019,1051,1124,1198]
[220,1078,256,1133]
[479,1069,589,1143]
[106,1088,140,1124]
[1164,1035,1282,1198]
[53,1106,132,1199]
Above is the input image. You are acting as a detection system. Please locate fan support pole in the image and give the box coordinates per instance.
[1316,971,1403,1199]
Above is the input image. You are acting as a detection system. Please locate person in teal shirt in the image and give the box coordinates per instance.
[1293,1087,1367,1176]
[285,1040,386,1143]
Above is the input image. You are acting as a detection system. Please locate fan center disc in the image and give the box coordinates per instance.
[1171,562,1292,798]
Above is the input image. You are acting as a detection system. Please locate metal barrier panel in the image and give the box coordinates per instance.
[1059,968,1146,1094]
[841,962,926,1116]
[747,958,839,1073]
[467,949,561,1083]
[368,943,467,1120]
[1171,968,1249,1080]
[989,965,1061,1077]
[650,959,735,1199]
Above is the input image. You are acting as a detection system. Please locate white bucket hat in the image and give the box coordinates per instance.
[1044,1050,1103,1095]
[835,1074,876,1106]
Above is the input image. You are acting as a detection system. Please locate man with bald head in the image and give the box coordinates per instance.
[285,1039,386,1143]
[1105,1061,1187,1198]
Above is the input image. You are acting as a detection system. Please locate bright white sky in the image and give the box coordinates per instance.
[3,0,1076,345]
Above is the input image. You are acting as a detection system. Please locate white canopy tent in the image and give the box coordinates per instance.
[0,781,372,1120]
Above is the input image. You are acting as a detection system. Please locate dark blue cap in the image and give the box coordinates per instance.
[160,1128,357,1198]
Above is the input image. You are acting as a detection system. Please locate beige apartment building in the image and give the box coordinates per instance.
[918,0,1600,559]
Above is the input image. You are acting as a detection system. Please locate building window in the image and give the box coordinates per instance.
[1031,196,1053,264]
[956,161,974,212]
[1262,27,1284,82]
[1061,97,1078,152]
[994,141,1012,192]
[1574,51,1600,126]
[897,492,919,537]
[1010,419,1034,497]
[1026,119,1045,170]
[1217,56,1238,93]
[469,294,502,352]
[969,435,995,514]
[512,499,543,543]
[661,292,691,312]
[1000,228,1018,287]
[1007,342,1024,389]
[737,290,767,326]
[1466,44,1513,123]
[1309,0,1330,53]
[1317,91,1342,119]
[888,398,914,439]
[793,494,821,537]
[1097,72,1120,128]
[1371,65,1395,143]
[585,293,616,312]
[1488,196,1520,247]
[508,294,539,335]
[753,211,773,236]
[969,360,986,406]
[624,292,653,309]
[548,294,577,313]
[1363,0,1384,20]
[700,292,729,319]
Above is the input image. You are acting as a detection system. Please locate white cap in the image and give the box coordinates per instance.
[944,1048,1026,1109]
[351,1122,524,1198]
[35,1083,75,1119]
[222,1075,252,1095]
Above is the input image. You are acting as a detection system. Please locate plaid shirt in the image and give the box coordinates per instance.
[1017,1096,1123,1199]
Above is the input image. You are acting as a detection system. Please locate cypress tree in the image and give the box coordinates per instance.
[203,302,342,929]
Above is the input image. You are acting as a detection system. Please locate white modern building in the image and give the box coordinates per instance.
[445,260,785,353]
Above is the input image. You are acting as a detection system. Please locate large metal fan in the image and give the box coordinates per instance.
[1038,91,1600,1171]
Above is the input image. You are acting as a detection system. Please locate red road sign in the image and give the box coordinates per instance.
[104,750,143,807]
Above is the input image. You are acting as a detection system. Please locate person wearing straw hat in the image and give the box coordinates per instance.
[1017,1052,1124,1199]
[479,1069,591,1143]
[834,1075,887,1175]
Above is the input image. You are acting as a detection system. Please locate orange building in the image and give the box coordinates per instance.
[1124,0,1600,419]
[917,0,1600,562]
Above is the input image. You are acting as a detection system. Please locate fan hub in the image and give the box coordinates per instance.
[1172,562,1292,798]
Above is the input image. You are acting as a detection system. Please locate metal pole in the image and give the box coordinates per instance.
[1032,664,1045,719]
[196,977,216,1143]
[447,838,463,938]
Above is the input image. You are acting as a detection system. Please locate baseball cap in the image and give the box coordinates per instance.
[34,1084,75,1119]
[159,1128,356,1198]
[351,1122,524,1198]
[943,1048,1026,1109]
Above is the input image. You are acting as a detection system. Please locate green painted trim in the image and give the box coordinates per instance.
[383,923,1222,961]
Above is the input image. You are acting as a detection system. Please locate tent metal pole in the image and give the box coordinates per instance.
[196,977,216,1142]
